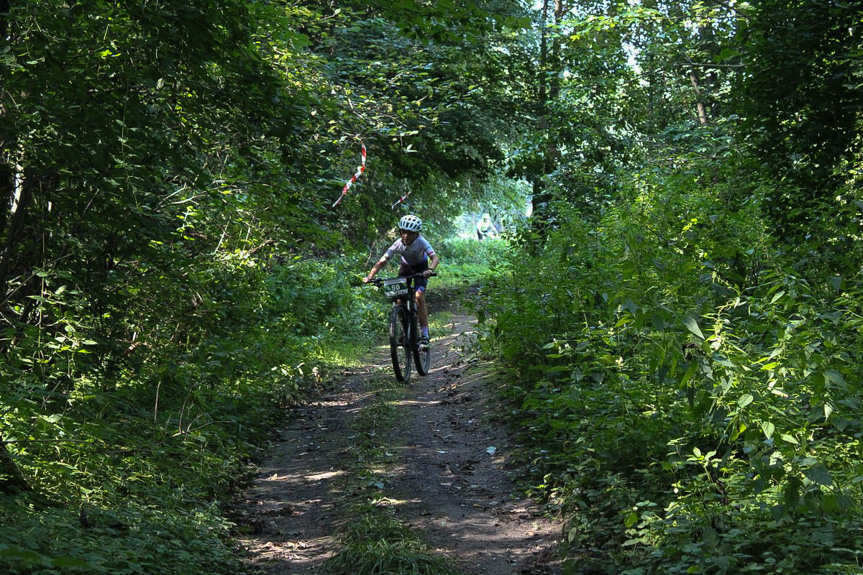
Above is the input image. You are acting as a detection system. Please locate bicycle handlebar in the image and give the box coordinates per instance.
[366,272,438,286]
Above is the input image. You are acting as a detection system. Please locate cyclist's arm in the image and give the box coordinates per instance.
[423,253,440,277]
[363,255,389,283]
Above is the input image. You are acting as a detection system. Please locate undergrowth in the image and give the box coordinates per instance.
[434,236,510,288]
[476,190,863,573]
[0,255,389,574]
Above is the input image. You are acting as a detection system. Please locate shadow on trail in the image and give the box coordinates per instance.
[235,316,562,575]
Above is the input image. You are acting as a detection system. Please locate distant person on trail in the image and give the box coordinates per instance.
[476,212,497,240]
[363,214,440,345]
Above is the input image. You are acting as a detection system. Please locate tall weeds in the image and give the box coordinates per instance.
[478,176,863,572]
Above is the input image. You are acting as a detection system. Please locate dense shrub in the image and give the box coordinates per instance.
[478,177,863,573]
[0,254,383,574]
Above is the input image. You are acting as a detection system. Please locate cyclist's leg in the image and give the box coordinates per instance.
[416,289,428,332]
[410,262,430,339]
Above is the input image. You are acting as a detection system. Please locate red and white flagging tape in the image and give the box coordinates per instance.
[332,140,367,208]
[391,189,412,210]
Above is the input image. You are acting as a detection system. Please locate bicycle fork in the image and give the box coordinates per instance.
[396,299,416,348]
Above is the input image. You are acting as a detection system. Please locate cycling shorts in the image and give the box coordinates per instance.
[399,261,429,292]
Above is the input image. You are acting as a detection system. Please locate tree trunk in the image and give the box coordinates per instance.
[0,0,10,40]
[690,66,709,126]
[0,434,30,494]
[0,169,33,296]
[534,0,566,214]
[539,0,548,107]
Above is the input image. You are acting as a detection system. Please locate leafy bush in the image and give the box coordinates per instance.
[0,252,387,574]
[477,177,863,573]
[434,236,511,286]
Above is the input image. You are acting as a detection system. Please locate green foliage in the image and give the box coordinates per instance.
[733,0,863,242]
[478,152,863,572]
[1,0,861,572]
[434,236,511,287]
[324,503,460,575]
[0,250,386,572]
[0,498,241,575]
[298,0,534,240]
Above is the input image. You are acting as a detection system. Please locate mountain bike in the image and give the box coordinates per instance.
[368,273,436,383]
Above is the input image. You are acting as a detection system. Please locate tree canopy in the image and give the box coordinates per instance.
[2,0,863,573]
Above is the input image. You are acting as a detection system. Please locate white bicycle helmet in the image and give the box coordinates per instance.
[398,214,422,232]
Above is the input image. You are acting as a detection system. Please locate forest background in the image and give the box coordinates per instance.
[1,0,862,573]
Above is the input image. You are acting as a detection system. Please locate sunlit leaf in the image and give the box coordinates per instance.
[683,316,704,339]
[780,433,799,445]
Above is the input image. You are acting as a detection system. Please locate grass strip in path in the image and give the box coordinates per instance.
[322,371,461,575]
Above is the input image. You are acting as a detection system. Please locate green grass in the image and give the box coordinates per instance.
[323,502,460,575]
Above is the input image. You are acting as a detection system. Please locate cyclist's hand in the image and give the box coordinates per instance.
[362,276,371,284]
[422,269,432,278]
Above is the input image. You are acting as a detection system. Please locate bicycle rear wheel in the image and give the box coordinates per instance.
[390,305,412,383]
[413,317,431,376]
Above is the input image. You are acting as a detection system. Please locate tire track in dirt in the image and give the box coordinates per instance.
[234,315,562,574]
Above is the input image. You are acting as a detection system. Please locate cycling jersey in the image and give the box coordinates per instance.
[381,235,436,293]
[383,235,436,267]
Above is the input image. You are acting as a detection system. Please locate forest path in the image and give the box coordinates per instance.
[234,315,562,574]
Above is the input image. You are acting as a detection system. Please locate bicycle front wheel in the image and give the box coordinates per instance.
[390,305,412,383]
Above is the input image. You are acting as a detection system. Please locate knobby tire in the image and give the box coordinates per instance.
[412,313,431,376]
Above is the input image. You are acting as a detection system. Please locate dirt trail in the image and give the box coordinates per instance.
[235,315,562,574]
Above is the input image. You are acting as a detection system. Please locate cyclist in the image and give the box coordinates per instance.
[363,214,440,345]
[476,212,497,240]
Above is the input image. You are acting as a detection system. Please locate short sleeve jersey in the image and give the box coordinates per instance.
[383,235,436,267]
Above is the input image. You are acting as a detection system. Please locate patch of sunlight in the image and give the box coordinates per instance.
[261,470,347,484]
[305,470,347,482]
[391,398,441,407]
[370,496,422,507]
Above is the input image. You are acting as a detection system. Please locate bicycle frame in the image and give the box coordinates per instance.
[369,273,435,383]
